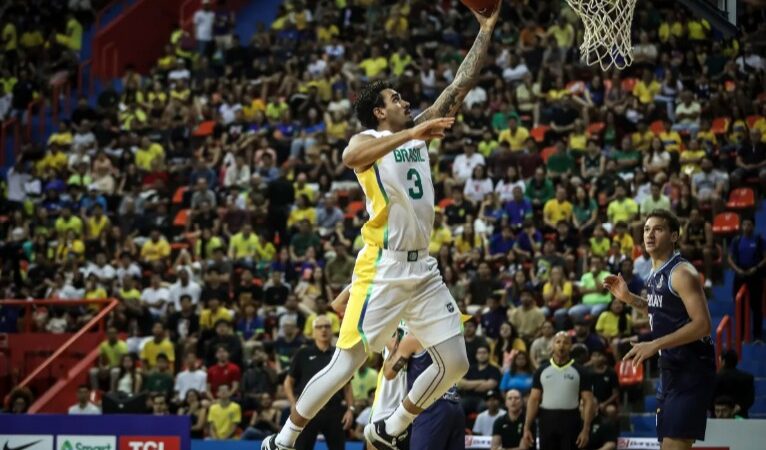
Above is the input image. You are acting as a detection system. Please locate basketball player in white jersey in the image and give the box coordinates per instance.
[261,4,501,450]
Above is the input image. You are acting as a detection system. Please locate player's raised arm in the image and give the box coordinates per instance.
[342,118,455,171]
[414,1,501,122]
[603,273,648,312]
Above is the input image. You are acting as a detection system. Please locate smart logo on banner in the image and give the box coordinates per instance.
[0,435,54,450]
[57,436,115,450]
[118,437,179,450]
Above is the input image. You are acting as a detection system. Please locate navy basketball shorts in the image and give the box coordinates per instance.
[656,366,716,441]
[410,400,465,450]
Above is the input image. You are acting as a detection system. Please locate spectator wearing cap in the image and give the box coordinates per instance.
[492,389,530,450]
[459,344,502,416]
[473,390,506,436]
[715,350,755,418]
[453,138,486,184]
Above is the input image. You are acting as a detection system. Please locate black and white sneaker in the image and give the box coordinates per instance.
[260,435,294,450]
[364,420,401,450]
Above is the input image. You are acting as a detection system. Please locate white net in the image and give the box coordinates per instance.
[566,0,637,71]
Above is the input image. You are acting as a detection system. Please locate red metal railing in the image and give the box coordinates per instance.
[95,0,132,30]
[0,117,20,166]
[51,77,72,126]
[25,99,45,141]
[715,314,732,369]
[78,59,93,99]
[735,284,751,356]
[0,298,116,333]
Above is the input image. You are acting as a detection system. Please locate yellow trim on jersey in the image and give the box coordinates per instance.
[337,245,381,350]
[356,163,390,249]
[369,368,387,423]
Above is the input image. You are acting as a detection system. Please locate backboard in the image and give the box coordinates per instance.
[677,0,739,37]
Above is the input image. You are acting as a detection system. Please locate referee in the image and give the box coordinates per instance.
[523,332,594,450]
[284,316,355,450]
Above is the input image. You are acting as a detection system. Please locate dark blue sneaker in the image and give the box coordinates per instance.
[364,420,401,450]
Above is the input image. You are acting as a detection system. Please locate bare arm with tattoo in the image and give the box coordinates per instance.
[414,2,501,122]
[603,274,648,312]
[383,335,423,380]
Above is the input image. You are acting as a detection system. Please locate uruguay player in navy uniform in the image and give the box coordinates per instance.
[604,209,714,450]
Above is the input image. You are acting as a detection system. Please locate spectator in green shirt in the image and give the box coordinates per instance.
[289,220,321,263]
[143,353,175,399]
[89,325,128,390]
[546,141,575,178]
[569,256,612,321]
[525,167,555,209]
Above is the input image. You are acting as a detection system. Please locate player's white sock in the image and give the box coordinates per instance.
[384,403,417,436]
[276,418,304,448]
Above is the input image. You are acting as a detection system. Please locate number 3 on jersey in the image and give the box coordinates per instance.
[407,168,423,199]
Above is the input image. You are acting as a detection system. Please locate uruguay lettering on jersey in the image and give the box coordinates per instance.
[645,252,714,369]
[356,129,434,251]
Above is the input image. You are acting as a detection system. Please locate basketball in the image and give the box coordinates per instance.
[460,0,497,17]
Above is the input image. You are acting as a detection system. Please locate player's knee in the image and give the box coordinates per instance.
[449,352,470,380]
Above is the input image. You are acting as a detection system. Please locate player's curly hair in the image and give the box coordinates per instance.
[354,80,391,129]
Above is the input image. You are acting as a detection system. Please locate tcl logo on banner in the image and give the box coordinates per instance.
[118,437,178,450]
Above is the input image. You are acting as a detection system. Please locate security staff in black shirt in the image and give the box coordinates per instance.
[492,388,533,450]
[524,332,595,450]
[284,315,355,450]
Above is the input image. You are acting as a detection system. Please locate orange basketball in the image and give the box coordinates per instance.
[460,0,497,17]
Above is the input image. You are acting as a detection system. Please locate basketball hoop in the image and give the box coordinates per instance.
[566,0,637,71]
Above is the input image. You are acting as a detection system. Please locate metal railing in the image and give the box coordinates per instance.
[734,284,751,356]
[0,117,20,166]
[715,314,732,368]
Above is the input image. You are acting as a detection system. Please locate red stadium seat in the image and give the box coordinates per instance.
[726,187,755,210]
[438,197,455,210]
[530,125,550,143]
[621,77,638,92]
[541,146,556,162]
[173,209,190,227]
[345,200,365,219]
[172,186,188,205]
[616,360,644,387]
[746,115,762,129]
[192,120,215,137]
[712,212,740,236]
[649,120,665,135]
[710,117,731,135]
[587,122,605,137]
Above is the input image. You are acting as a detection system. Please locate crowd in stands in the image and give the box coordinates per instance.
[1,0,765,443]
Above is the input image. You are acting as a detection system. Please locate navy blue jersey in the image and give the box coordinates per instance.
[407,350,460,402]
[646,252,714,370]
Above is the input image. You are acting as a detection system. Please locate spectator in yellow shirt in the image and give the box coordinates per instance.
[659,120,682,153]
[86,204,111,241]
[612,222,634,256]
[229,224,269,267]
[384,7,409,40]
[568,120,588,153]
[497,116,529,151]
[358,47,388,79]
[38,144,69,174]
[140,229,171,266]
[140,322,176,371]
[633,70,661,104]
[208,384,241,439]
[543,187,573,229]
[389,47,413,77]
[135,136,165,171]
[606,185,639,224]
[200,298,235,330]
[429,209,453,255]
[55,13,83,52]
[303,297,341,336]
[55,206,84,238]
[287,194,317,228]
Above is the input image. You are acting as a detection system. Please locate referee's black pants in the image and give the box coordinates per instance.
[538,408,581,450]
[295,407,346,450]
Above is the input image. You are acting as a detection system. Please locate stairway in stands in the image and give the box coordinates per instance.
[629,200,766,436]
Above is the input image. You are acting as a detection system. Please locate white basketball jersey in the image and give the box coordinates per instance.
[355,129,435,252]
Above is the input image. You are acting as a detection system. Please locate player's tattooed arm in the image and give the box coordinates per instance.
[382,335,423,380]
[415,2,500,122]
[415,30,492,122]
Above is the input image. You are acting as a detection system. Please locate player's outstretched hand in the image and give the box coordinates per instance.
[471,0,502,30]
[623,340,659,368]
[410,117,455,141]
[603,274,629,302]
